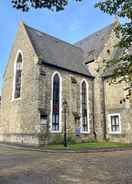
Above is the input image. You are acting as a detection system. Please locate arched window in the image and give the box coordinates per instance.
[80,80,89,133]
[51,73,61,131]
[13,52,23,99]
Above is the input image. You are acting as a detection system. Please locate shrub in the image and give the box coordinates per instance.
[67,134,77,144]
[51,133,77,145]
[52,134,64,144]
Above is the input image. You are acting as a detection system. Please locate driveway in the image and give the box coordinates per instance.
[0,145,132,184]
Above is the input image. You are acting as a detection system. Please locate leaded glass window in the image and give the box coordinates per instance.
[81,81,88,132]
[52,73,60,131]
[14,53,22,99]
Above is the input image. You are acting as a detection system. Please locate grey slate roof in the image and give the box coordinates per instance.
[75,22,132,78]
[75,23,114,62]
[24,24,92,77]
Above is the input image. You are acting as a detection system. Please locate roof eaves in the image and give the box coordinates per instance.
[39,59,94,79]
[102,74,113,79]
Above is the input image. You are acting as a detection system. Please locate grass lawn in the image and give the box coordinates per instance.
[47,142,132,150]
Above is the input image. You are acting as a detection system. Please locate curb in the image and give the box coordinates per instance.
[0,143,132,154]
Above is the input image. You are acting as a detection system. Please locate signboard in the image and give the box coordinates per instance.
[40,116,48,131]
[75,127,80,136]
[40,118,47,125]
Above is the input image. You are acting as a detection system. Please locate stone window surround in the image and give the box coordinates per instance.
[50,71,62,133]
[108,113,121,134]
[12,49,23,101]
[80,79,90,134]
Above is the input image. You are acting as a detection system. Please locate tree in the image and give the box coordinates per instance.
[12,0,132,99]
[95,0,132,100]
[12,0,82,11]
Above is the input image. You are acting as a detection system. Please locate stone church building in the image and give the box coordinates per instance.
[0,21,132,146]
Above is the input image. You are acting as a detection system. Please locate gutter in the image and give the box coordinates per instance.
[102,77,107,140]
[38,59,95,79]
[92,79,96,140]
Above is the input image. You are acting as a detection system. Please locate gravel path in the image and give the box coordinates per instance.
[0,145,132,184]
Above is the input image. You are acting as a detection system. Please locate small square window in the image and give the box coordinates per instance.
[108,114,121,134]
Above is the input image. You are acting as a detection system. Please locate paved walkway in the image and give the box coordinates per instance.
[0,145,132,184]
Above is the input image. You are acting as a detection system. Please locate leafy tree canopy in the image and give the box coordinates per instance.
[11,0,132,100]
[12,0,82,11]
[96,0,132,100]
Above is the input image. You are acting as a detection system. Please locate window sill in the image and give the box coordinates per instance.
[109,132,121,135]
[80,131,90,134]
[50,130,62,133]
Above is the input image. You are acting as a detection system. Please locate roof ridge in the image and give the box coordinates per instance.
[75,23,114,45]
[24,23,83,52]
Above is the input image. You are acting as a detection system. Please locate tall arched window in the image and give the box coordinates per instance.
[13,51,23,99]
[80,80,89,133]
[51,72,61,131]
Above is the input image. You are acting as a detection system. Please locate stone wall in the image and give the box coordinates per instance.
[0,22,40,145]
[0,97,1,136]
[0,22,94,145]
[38,64,94,143]
[86,27,119,141]
[1,21,131,146]
[104,79,132,143]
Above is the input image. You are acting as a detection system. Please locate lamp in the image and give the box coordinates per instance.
[63,100,68,147]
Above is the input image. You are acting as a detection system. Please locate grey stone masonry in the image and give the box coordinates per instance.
[0,21,132,145]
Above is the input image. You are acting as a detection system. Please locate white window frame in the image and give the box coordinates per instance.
[50,71,62,133]
[108,113,121,134]
[80,79,90,134]
[12,49,23,101]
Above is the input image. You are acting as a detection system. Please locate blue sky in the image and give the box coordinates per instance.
[0,0,114,92]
